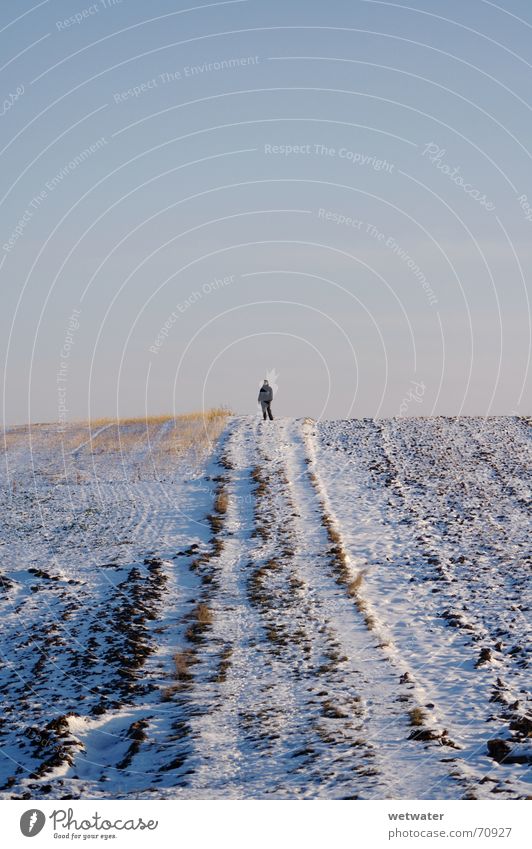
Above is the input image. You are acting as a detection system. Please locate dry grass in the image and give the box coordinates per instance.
[160,410,230,462]
[207,513,224,534]
[265,623,289,647]
[215,645,233,683]
[409,707,426,727]
[248,559,281,607]
[322,700,349,719]
[347,571,365,598]
[161,684,180,701]
[195,603,213,625]
[2,410,231,479]
[354,597,376,631]
[3,409,230,484]
[289,574,305,592]
[92,409,230,456]
[322,514,341,546]
[89,410,228,428]
[251,466,267,497]
[173,650,195,681]
[88,414,174,428]
[2,423,87,459]
[184,602,215,643]
[214,491,229,515]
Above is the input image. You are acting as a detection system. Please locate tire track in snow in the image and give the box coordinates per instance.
[183,417,278,794]
[187,418,458,798]
[249,419,382,798]
[183,419,374,797]
[186,418,339,796]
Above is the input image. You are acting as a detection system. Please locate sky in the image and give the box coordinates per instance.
[1,0,531,424]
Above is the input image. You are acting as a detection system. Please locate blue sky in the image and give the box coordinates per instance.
[1,0,531,423]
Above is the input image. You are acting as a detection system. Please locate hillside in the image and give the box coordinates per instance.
[0,415,530,799]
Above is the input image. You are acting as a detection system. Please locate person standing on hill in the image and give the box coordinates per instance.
[258,379,274,420]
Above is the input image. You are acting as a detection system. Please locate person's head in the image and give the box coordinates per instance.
[263,379,269,385]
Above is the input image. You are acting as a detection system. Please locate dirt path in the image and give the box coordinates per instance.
[180,417,460,798]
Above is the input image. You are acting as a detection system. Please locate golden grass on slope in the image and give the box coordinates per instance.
[83,408,230,456]
[2,423,88,457]
[87,414,175,429]
[88,409,228,427]
[1,409,231,477]
[157,408,229,461]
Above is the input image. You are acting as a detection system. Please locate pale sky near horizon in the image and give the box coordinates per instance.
[1,0,531,424]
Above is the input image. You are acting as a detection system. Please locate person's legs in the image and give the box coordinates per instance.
[267,402,274,420]
[260,401,267,420]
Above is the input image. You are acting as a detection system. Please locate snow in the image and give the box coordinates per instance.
[0,416,529,799]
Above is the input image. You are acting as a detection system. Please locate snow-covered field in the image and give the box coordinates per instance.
[0,415,530,799]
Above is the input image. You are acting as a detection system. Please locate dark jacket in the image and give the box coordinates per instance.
[258,384,273,403]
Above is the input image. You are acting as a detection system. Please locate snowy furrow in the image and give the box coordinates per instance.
[312,417,531,799]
